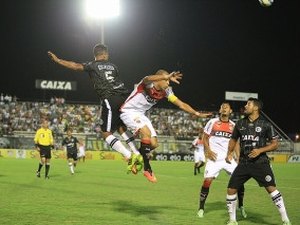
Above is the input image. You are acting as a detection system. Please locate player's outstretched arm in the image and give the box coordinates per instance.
[48,51,84,71]
[171,98,212,118]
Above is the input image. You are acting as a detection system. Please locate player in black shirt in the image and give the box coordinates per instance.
[48,44,142,173]
[225,98,291,225]
[62,128,79,174]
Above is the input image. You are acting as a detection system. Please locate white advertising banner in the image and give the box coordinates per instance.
[225,91,258,101]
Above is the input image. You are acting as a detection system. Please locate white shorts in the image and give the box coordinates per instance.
[204,159,237,178]
[194,150,205,164]
[120,112,157,137]
[77,152,85,158]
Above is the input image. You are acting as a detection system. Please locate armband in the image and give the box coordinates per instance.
[167,94,178,103]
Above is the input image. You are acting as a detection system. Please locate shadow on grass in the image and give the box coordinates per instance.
[205,201,278,225]
[110,200,176,221]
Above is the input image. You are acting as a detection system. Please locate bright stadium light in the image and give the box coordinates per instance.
[85,0,120,44]
[85,0,120,19]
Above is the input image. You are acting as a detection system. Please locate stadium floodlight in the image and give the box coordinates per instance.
[85,0,120,44]
[85,0,120,19]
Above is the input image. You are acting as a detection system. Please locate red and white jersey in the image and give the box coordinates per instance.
[203,117,235,161]
[192,138,204,152]
[120,80,175,114]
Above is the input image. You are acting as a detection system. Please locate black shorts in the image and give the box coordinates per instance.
[227,162,276,189]
[67,151,78,161]
[39,145,51,159]
[101,94,127,133]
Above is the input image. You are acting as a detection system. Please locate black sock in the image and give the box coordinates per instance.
[238,185,245,208]
[45,164,50,177]
[199,186,210,210]
[37,163,43,172]
[139,142,152,173]
[194,166,197,175]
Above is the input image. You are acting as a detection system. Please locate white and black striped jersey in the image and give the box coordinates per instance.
[83,60,129,100]
[232,116,279,163]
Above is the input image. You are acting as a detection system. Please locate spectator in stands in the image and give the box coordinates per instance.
[225,98,292,225]
[34,119,54,179]
[47,44,142,173]
[120,69,211,182]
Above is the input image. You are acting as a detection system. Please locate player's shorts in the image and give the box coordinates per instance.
[77,151,85,158]
[39,145,51,159]
[67,151,78,161]
[204,158,237,178]
[194,150,206,164]
[227,162,276,189]
[101,94,127,133]
[120,112,157,137]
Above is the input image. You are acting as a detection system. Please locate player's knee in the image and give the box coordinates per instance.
[203,179,212,188]
[151,142,159,149]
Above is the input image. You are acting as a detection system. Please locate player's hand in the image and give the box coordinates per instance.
[225,154,233,164]
[169,71,183,84]
[248,148,261,158]
[48,51,60,63]
[195,111,213,118]
[206,149,217,161]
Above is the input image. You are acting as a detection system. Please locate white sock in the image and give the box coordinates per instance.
[226,194,237,221]
[121,131,140,155]
[105,134,131,159]
[270,190,290,222]
[68,162,74,173]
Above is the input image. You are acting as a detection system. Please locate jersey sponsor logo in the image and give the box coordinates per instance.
[241,135,259,141]
[214,131,232,138]
[36,79,77,91]
[97,65,115,71]
[143,93,159,104]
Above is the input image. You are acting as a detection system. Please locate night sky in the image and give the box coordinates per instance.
[1,0,299,135]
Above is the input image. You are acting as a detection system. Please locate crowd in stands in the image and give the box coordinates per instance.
[0,96,243,140]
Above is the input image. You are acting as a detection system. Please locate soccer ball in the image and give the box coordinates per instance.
[259,0,273,7]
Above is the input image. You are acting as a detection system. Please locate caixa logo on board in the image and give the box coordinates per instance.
[35,79,77,91]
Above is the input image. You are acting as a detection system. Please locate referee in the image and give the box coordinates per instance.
[34,119,54,179]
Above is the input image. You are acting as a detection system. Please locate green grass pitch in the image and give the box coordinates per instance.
[0,158,299,225]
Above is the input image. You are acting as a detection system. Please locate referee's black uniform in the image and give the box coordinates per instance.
[83,60,129,133]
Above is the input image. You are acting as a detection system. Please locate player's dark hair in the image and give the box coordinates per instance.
[93,43,108,57]
[221,101,232,108]
[248,97,263,111]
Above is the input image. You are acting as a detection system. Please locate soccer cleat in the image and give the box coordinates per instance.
[143,171,157,183]
[36,171,41,178]
[126,157,134,173]
[239,206,247,218]
[197,209,204,218]
[131,164,138,175]
[45,176,50,179]
[283,221,292,225]
[226,221,238,225]
[135,161,143,172]
[127,153,143,174]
